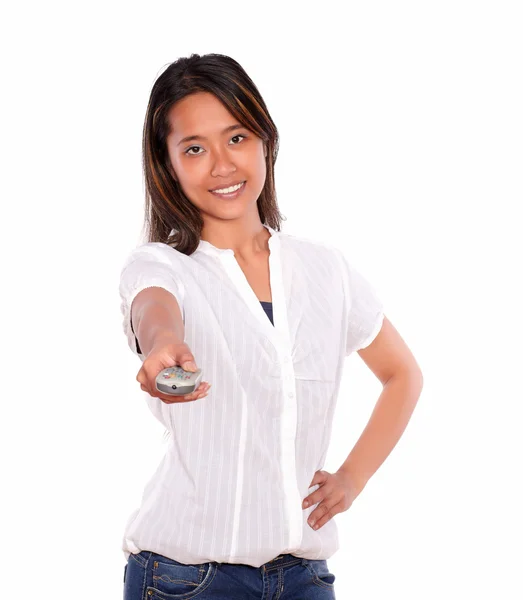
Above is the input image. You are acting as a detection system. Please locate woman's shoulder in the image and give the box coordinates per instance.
[281,230,342,263]
[121,241,193,271]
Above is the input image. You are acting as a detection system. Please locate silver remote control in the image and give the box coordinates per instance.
[155,366,203,396]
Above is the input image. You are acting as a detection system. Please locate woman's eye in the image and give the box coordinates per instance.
[184,134,246,156]
[230,134,246,144]
[185,146,203,156]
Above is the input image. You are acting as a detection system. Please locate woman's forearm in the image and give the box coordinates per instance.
[336,371,423,498]
[132,287,185,356]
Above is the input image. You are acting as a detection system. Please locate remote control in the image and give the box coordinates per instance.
[155,366,203,396]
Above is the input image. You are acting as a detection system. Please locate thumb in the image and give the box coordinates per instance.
[181,359,198,372]
[176,350,197,372]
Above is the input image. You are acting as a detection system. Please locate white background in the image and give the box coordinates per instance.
[1,1,522,598]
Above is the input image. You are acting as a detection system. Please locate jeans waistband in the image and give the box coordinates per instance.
[263,553,303,572]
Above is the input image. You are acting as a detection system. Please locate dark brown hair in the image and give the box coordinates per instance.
[141,53,286,255]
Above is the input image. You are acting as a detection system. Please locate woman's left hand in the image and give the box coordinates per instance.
[302,469,359,531]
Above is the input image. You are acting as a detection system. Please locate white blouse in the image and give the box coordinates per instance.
[119,224,384,568]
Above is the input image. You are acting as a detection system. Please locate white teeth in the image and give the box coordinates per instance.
[211,182,244,194]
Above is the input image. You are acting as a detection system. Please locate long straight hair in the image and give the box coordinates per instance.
[141,53,286,256]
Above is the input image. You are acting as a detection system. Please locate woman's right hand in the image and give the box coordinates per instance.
[135,338,211,404]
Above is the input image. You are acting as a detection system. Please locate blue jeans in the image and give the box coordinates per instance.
[123,550,336,599]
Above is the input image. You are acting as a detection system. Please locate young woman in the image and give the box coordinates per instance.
[120,53,423,600]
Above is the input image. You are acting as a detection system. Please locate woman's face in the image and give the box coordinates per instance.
[165,91,267,221]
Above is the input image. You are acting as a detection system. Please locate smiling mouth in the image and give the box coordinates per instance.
[209,181,246,194]
[209,181,247,198]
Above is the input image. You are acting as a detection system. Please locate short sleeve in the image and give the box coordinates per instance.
[334,248,385,355]
[118,243,186,357]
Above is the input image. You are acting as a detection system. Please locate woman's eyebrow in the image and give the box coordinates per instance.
[177,124,244,146]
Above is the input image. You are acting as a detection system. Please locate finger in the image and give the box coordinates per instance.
[136,367,147,386]
[194,382,210,396]
[161,382,211,404]
[303,484,329,509]
[309,469,329,488]
[307,496,335,526]
[189,382,211,400]
[309,501,342,531]
[181,381,209,396]
[180,383,208,401]
[307,501,328,528]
